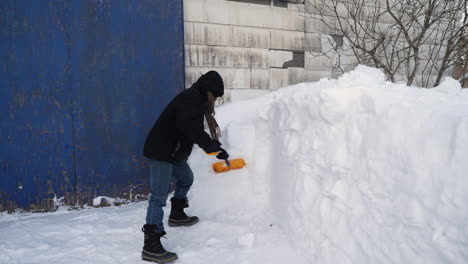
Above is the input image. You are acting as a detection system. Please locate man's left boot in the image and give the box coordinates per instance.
[168,198,199,227]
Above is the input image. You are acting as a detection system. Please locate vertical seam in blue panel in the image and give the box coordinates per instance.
[69,61,78,206]
[181,0,186,89]
[67,1,78,206]
[70,99,78,205]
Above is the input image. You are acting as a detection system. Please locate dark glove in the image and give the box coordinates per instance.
[216,148,229,160]
[203,140,222,153]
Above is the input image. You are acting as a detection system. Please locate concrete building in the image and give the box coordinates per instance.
[183,0,332,102]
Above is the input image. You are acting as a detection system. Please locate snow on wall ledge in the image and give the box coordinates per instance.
[211,66,468,264]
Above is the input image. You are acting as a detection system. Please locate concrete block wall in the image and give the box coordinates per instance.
[183,0,334,102]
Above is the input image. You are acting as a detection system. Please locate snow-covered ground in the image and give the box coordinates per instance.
[1,66,468,264]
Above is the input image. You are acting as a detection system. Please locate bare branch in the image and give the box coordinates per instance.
[304,0,467,87]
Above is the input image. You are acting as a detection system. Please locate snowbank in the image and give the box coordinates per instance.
[191,66,468,264]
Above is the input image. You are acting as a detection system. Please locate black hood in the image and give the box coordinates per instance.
[193,71,224,98]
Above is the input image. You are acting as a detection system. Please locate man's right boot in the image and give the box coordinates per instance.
[168,197,199,227]
[142,224,178,263]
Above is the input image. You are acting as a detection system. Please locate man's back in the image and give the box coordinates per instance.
[143,87,204,162]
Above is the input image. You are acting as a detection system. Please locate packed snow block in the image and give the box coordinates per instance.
[208,65,468,264]
[238,233,255,248]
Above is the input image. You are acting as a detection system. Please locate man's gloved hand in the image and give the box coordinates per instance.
[204,140,222,153]
[216,148,229,160]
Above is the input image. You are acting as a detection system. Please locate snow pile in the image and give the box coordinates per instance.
[191,66,468,263]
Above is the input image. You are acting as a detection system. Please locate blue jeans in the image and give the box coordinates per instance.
[145,159,194,231]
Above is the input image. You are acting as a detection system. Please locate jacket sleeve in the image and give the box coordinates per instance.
[175,96,221,153]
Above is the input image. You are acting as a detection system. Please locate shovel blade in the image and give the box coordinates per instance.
[212,158,246,173]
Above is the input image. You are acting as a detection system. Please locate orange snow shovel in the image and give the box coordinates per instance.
[207,152,246,173]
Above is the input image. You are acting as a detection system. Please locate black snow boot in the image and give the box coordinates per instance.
[168,198,199,227]
[142,224,178,263]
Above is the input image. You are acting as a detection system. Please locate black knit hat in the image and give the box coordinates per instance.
[196,71,224,97]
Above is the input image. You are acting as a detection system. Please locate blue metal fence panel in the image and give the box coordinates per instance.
[70,0,185,205]
[0,0,185,211]
[0,0,76,211]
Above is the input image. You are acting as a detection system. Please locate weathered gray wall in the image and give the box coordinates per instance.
[184,0,456,97]
[184,0,328,101]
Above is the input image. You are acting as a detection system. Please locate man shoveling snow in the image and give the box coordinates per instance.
[142,71,229,263]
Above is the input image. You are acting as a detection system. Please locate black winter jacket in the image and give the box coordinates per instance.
[144,71,224,163]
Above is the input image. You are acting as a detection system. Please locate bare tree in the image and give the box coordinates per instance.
[452,35,468,88]
[304,0,467,87]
